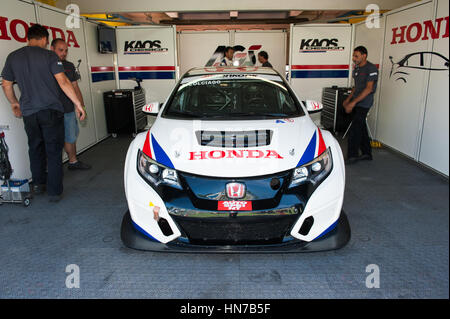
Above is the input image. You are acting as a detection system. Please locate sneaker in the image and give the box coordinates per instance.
[345,157,359,165]
[68,160,92,170]
[49,194,62,202]
[359,154,373,161]
[32,184,46,195]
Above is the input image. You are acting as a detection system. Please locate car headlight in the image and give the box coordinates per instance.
[137,149,182,189]
[289,147,333,188]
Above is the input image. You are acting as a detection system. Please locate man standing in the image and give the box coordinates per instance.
[51,38,91,170]
[1,24,85,202]
[343,46,378,165]
[220,47,235,66]
[257,51,273,67]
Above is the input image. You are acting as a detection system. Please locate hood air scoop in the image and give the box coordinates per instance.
[195,130,273,148]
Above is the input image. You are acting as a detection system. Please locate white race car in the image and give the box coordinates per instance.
[121,67,350,252]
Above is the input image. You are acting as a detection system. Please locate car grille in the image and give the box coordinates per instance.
[172,214,298,245]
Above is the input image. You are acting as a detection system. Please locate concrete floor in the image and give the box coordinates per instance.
[0,135,448,298]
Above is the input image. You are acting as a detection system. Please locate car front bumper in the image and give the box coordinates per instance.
[121,209,350,253]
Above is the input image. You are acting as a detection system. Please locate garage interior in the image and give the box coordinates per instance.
[0,0,448,299]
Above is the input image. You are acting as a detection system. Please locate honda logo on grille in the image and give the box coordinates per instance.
[226,182,246,199]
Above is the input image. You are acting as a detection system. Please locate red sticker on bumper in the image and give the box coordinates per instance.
[218,201,252,211]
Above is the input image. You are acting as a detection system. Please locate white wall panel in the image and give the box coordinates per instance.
[116,26,177,103]
[289,24,353,102]
[234,30,287,75]
[84,20,115,142]
[377,1,434,159]
[418,0,449,175]
[178,31,230,76]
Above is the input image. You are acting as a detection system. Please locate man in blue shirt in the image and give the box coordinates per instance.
[1,24,85,201]
[343,46,378,165]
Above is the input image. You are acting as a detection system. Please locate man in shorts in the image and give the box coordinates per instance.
[51,38,91,170]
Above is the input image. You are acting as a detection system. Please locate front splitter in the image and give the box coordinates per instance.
[120,210,351,254]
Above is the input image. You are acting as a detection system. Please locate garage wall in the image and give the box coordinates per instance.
[376,0,448,175]
[418,0,449,175]
[233,30,287,75]
[84,20,115,143]
[115,25,178,127]
[0,0,112,180]
[115,26,177,102]
[178,31,230,76]
[289,24,353,102]
[177,30,287,76]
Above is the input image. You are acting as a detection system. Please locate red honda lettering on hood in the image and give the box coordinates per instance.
[189,149,284,160]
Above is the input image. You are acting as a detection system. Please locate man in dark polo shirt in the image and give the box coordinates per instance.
[51,38,91,170]
[343,46,378,165]
[1,24,85,202]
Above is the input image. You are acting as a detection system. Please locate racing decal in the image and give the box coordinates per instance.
[299,38,345,53]
[118,66,175,80]
[317,128,327,156]
[90,66,115,83]
[297,128,326,167]
[142,131,153,159]
[297,131,316,167]
[0,16,80,47]
[205,45,262,67]
[313,219,338,240]
[151,134,175,169]
[218,200,252,211]
[131,220,160,242]
[390,16,449,45]
[291,65,349,79]
[181,73,282,84]
[389,52,449,83]
[123,39,168,54]
[188,149,283,160]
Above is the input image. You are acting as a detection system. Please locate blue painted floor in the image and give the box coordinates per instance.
[0,136,448,298]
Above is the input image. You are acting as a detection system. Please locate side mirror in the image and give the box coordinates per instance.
[303,100,323,114]
[142,102,160,115]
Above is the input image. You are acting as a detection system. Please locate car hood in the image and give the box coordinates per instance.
[141,116,323,178]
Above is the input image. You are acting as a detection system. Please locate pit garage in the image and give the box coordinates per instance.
[0,0,448,301]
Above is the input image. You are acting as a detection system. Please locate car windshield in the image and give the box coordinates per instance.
[162,74,304,120]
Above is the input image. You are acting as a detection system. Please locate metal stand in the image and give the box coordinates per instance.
[342,112,373,140]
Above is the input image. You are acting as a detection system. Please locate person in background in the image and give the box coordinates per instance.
[257,51,272,67]
[51,38,91,170]
[343,46,378,165]
[220,46,235,66]
[1,24,85,202]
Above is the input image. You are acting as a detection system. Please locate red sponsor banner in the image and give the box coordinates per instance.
[291,64,349,70]
[91,66,114,72]
[118,66,176,71]
[218,201,252,211]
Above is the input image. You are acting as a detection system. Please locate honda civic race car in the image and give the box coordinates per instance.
[121,66,350,253]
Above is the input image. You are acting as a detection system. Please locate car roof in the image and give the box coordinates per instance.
[184,66,280,77]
